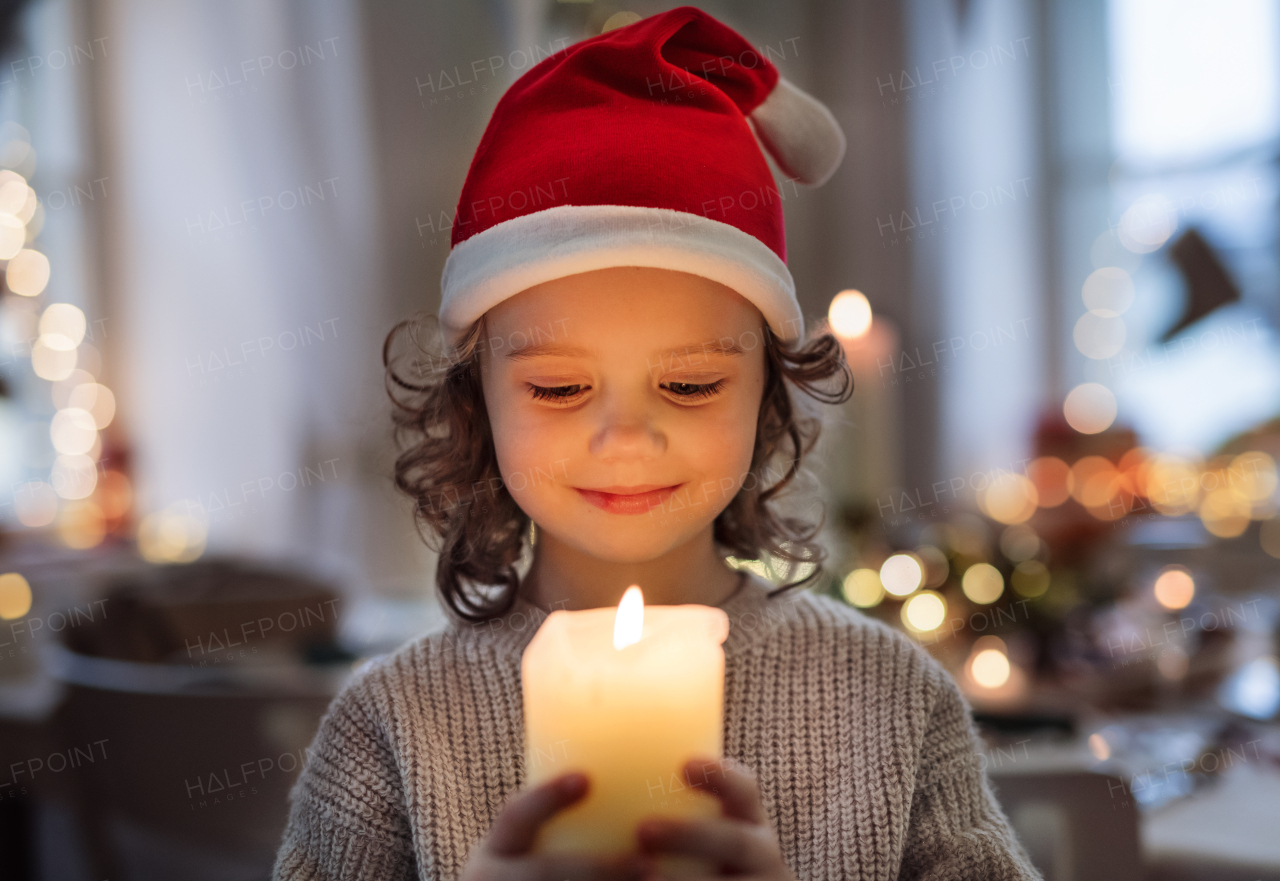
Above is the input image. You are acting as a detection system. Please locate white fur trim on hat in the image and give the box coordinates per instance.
[439,204,802,347]
[749,77,847,187]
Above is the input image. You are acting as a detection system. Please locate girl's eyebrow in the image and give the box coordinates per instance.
[505,339,746,361]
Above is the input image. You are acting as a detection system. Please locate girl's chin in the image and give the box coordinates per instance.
[538,523,702,563]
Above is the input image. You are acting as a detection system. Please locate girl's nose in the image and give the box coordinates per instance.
[589,399,667,461]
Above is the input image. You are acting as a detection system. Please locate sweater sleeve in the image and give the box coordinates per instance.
[895,667,1043,881]
[272,662,417,881]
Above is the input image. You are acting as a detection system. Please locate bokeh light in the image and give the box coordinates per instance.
[6,248,51,297]
[962,563,1004,604]
[828,289,872,339]
[880,553,923,596]
[13,480,58,527]
[38,303,86,350]
[50,408,97,455]
[0,213,24,259]
[95,470,133,520]
[1012,560,1051,597]
[971,647,1012,689]
[1117,193,1177,253]
[979,472,1038,524]
[0,573,33,620]
[137,504,208,564]
[1082,266,1135,316]
[31,340,77,381]
[51,454,98,500]
[1153,566,1195,610]
[999,524,1041,562]
[58,500,106,549]
[915,545,950,587]
[1073,312,1127,359]
[902,590,946,633]
[1026,456,1071,507]
[68,383,116,429]
[1145,454,1201,515]
[842,568,884,608]
[1263,519,1280,560]
[1063,383,1117,434]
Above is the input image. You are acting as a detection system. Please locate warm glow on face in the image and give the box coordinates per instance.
[828,289,872,338]
[479,267,765,565]
[880,553,923,596]
[1088,732,1111,761]
[1153,567,1194,610]
[613,585,644,649]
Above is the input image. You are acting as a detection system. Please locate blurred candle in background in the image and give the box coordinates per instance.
[823,289,903,515]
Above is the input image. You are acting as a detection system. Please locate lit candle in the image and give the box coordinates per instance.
[521,586,730,872]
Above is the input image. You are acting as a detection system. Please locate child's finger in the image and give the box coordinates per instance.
[681,756,768,824]
[635,815,772,872]
[486,772,589,855]
[519,851,652,881]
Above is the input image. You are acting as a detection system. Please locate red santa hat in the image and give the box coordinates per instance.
[439,5,846,346]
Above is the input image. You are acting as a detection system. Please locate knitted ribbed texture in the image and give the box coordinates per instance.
[272,574,1043,881]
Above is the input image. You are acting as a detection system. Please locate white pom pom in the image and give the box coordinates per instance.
[749,77,847,187]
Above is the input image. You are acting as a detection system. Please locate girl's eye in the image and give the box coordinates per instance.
[528,384,586,402]
[663,379,725,400]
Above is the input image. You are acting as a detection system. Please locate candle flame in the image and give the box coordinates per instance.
[613,585,644,649]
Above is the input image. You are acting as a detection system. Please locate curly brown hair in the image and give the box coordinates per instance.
[383,311,854,624]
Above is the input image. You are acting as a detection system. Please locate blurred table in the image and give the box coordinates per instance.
[985,721,1280,881]
[1143,759,1280,881]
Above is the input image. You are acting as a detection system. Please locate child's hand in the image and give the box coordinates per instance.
[461,771,653,881]
[634,757,797,881]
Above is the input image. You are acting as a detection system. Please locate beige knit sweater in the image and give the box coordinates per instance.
[272,573,1042,880]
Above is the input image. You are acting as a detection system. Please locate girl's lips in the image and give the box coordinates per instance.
[575,484,682,515]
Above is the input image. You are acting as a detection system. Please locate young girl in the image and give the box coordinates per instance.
[273,7,1041,881]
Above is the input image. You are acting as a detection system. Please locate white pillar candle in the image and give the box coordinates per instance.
[521,586,730,868]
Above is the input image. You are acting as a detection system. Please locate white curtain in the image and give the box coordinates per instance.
[905,0,1048,483]
[100,0,425,589]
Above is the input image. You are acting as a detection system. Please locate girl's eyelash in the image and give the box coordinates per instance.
[526,379,726,403]
[663,379,725,400]
[528,384,585,402]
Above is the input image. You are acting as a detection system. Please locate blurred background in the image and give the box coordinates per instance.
[0,1,1278,879]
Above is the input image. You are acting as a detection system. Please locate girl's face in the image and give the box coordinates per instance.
[479,266,767,562]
